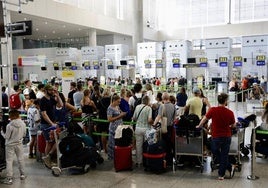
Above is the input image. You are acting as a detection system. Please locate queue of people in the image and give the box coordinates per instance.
[3,75,268,185]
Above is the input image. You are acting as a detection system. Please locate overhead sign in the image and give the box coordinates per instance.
[182,64,200,68]
[233,56,242,62]
[144,60,151,64]
[219,62,228,67]
[11,20,32,36]
[256,61,265,66]
[155,59,163,64]
[172,58,180,63]
[219,57,228,62]
[145,64,152,68]
[256,55,266,61]
[234,61,242,66]
[199,57,208,63]
[173,63,180,68]
[199,62,208,67]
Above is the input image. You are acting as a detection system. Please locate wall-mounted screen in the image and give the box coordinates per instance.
[120,60,127,65]
[187,58,196,63]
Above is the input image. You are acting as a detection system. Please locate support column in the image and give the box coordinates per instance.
[2,2,13,96]
[132,0,143,56]
[88,28,97,46]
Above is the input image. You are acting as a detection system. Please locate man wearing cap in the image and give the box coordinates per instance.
[40,84,63,168]
[23,79,36,100]
[184,87,203,119]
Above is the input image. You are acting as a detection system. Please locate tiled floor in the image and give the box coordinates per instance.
[1,101,268,188]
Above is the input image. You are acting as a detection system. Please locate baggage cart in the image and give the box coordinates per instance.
[173,128,204,173]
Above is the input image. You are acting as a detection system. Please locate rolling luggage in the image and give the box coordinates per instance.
[36,131,46,161]
[114,145,133,172]
[143,140,167,173]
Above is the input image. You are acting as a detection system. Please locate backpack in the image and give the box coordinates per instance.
[9,93,22,109]
[132,95,143,112]
[59,135,84,156]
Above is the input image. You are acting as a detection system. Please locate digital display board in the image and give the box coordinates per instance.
[53,63,59,67]
[144,60,151,64]
[183,64,200,68]
[93,61,99,65]
[84,66,90,70]
[83,61,90,66]
[155,59,162,64]
[219,57,228,62]
[172,58,180,63]
[173,63,180,68]
[94,65,100,69]
[199,57,208,63]
[107,61,113,65]
[233,56,242,62]
[156,64,164,68]
[107,65,113,69]
[71,62,76,66]
[256,55,266,61]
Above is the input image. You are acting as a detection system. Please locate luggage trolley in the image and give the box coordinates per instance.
[173,128,204,173]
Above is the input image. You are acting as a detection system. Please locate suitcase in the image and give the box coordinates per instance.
[143,141,167,173]
[36,131,46,161]
[114,145,133,172]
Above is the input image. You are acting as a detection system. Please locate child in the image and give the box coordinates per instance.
[1,110,27,185]
[27,99,41,158]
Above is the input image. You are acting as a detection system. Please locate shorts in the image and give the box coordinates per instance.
[41,124,55,142]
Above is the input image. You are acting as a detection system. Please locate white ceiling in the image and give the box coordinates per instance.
[10,12,114,41]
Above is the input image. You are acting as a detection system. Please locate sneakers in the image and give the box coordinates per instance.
[20,174,27,180]
[229,165,236,179]
[1,177,13,185]
[218,176,224,180]
[42,155,52,169]
[29,153,35,159]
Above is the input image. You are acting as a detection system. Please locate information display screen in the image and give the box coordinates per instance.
[256,61,265,66]
[219,62,228,67]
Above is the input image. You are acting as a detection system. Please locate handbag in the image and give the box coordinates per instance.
[160,104,168,134]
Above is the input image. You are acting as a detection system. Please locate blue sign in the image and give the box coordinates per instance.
[71,66,77,70]
[156,64,164,68]
[199,62,208,67]
[13,73,18,81]
[84,66,90,70]
[219,62,228,67]
[145,64,151,68]
[94,65,99,70]
[234,61,242,67]
[173,63,180,68]
[256,61,265,66]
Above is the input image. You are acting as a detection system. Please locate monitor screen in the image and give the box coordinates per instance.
[120,60,127,65]
[187,58,196,64]
[211,77,222,83]
[65,62,72,66]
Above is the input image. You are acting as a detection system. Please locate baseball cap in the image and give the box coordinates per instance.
[44,84,53,90]
[193,87,201,94]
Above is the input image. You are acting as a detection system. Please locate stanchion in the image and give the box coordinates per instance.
[247,121,259,180]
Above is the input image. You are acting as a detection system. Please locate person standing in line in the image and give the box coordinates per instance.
[132,96,153,166]
[27,99,41,159]
[176,87,188,116]
[184,87,203,119]
[67,82,77,106]
[107,94,126,160]
[1,110,27,185]
[197,93,236,180]
[73,83,84,110]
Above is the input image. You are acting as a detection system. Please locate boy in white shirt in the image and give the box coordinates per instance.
[1,110,27,185]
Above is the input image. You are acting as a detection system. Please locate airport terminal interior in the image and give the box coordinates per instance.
[1,0,268,187]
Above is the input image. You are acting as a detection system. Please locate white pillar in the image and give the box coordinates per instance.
[88,28,97,46]
[132,0,143,56]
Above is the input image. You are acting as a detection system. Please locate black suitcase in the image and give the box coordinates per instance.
[143,140,167,173]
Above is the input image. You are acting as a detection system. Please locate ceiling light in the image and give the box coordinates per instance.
[45,21,48,24]
[44,35,47,38]
[36,28,39,31]
[58,37,61,39]
[67,33,70,36]
[78,28,81,31]
[63,25,66,28]
[24,18,27,20]
[37,38,40,41]
[52,30,55,33]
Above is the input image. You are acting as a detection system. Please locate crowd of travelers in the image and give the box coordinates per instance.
[1,74,268,184]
